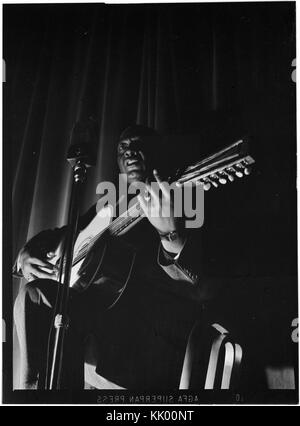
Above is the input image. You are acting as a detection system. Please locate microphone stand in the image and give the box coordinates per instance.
[45,142,94,390]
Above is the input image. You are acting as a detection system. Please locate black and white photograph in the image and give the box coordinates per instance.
[2,1,298,406]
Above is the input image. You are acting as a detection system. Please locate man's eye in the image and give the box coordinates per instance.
[118,143,127,154]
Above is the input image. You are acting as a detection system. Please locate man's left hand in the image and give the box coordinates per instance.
[138,170,186,255]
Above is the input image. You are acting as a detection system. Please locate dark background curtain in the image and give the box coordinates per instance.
[4,2,297,393]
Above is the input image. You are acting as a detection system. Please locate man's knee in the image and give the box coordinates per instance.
[14,279,57,321]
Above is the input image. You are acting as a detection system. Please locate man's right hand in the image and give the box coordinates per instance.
[18,247,58,282]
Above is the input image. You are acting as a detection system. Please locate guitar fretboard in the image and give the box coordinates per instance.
[71,137,255,268]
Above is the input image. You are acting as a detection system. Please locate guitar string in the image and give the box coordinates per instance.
[71,216,140,266]
[178,157,246,183]
[73,206,141,261]
[71,202,143,266]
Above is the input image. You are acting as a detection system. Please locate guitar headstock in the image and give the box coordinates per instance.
[175,138,255,190]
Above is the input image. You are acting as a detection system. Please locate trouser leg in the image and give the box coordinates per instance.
[14,280,58,389]
[13,279,85,389]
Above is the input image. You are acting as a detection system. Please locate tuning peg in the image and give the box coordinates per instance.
[226,167,236,178]
[223,170,235,182]
[236,165,245,177]
[228,165,243,178]
[236,162,252,177]
[209,175,219,188]
[202,180,212,191]
[241,161,252,175]
[217,172,227,185]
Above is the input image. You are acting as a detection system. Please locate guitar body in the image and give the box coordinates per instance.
[51,206,137,305]
[76,233,137,305]
[70,206,113,288]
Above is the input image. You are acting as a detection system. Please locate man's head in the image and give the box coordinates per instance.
[117,125,161,184]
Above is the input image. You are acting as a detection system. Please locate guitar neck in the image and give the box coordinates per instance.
[72,137,255,266]
[109,202,145,237]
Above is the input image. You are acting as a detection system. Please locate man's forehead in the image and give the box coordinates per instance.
[119,136,140,143]
[118,135,149,147]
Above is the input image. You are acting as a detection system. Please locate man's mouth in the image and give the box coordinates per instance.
[125,157,143,171]
[126,158,139,166]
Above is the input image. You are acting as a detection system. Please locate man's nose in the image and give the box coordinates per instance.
[124,149,137,158]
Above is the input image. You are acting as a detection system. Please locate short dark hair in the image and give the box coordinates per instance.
[119,125,161,143]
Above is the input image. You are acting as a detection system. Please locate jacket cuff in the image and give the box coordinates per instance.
[157,237,200,284]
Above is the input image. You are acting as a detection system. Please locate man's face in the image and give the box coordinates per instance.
[117,136,147,184]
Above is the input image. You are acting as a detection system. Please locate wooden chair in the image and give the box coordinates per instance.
[179,322,243,390]
[84,322,243,390]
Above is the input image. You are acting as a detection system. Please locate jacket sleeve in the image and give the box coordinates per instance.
[157,234,201,285]
[157,229,225,302]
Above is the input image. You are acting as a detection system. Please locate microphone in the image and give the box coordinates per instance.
[67,118,99,168]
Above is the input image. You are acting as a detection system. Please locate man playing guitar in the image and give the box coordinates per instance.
[13,125,222,389]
